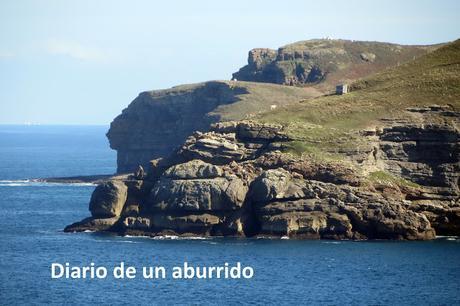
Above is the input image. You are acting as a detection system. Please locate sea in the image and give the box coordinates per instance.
[0,125,459,305]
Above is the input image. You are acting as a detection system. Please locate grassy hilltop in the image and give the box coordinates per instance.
[233,39,438,90]
[255,39,460,159]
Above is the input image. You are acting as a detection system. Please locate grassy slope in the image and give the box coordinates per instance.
[256,39,460,158]
[209,80,322,120]
[137,80,322,122]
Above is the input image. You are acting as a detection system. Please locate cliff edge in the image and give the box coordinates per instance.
[107,81,320,173]
[232,39,437,88]
[67,39,459,240]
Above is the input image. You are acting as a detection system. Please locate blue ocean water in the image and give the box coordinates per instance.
[0,125,459,305]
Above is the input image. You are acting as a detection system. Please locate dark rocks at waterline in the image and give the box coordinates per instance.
[66,120,459,240]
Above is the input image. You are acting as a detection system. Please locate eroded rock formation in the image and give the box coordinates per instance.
[107,81,245,173]
[232,39,436,87]
[66,39,459,240]
[107,40,440,174]
[107,81,319,173]
[66,118,458,240]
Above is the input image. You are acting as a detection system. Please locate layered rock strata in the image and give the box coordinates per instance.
[66,119,458,240]
[232,39,435,86]
[107,81,318,173]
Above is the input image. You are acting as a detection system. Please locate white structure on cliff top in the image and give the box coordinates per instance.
[336,84,348,95]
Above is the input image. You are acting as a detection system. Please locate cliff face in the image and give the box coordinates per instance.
[107,82,241,173]
[107,81,320,173]
[108,40,439,174]
[232,39,437,88]
[66,119,458,239]
[67,39,460,240]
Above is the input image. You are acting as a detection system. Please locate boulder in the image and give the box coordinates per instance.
[89,180,128,218]
[250,168,292,202]
[250,168,315,203]
[150,175,248,211]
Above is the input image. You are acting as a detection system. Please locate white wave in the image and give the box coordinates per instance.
[0,179,30,184]
[0,179,95,187]
[0,183,24,186]
[436,235,459,241]
[152,235,209,240]
[123,234,207,240]
[119,234,153,240]
[153,235,179,240]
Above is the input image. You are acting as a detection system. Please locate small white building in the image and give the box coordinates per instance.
[336,84,348,95]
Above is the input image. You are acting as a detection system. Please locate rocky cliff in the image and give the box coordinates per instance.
[108,39,440,174]
[107,81,320,173]
[66,119,458,239]
[232,39,437,88]
[67,39,459,240]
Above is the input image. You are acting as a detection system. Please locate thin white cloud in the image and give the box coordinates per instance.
[45,39,105,61]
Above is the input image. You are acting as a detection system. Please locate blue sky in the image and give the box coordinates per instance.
[0,0,459,124]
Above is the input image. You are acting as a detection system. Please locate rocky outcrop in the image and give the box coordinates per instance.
[66,39,459,240]
[150,171,247,212]
[232,39,436,87]
[89,180,128,218]
[249,168,434,240]
[107,81,245,173]
[378,121,459,192]
[364,106,460,193]
[107,40,440,174]
[347,105,460,236]
[66,120,457,240]
[107,81,318,173]
[377,120,459,236]
[410,200,460,236]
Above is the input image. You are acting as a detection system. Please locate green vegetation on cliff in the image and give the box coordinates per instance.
[256,39,460,158]
[233,39,438,90]
[71,39,460,241]
[108,80,320,172]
